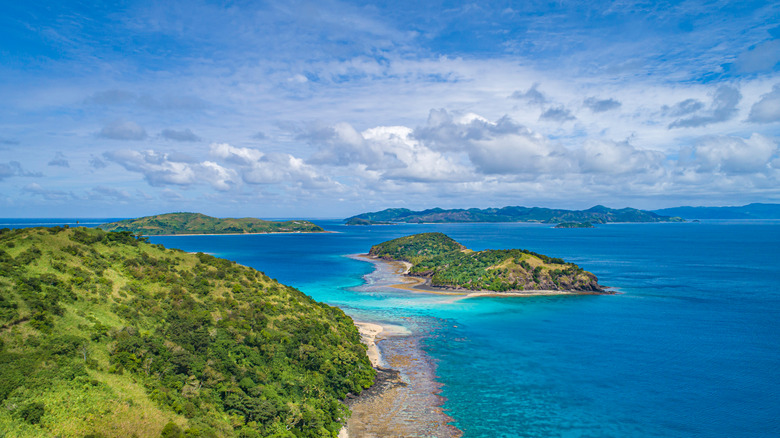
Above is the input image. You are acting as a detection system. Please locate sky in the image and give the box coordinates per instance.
[1,0,779,218]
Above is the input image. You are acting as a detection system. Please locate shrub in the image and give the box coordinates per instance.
[18,401,45,424]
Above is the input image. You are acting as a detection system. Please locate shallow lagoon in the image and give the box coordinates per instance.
[57,219,780,437]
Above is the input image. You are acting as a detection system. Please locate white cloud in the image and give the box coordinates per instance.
[510,83,547,106]
[748,84,780,123]
[0,161,42,180]
[161,128,201,142]
[578,140,665,175]
[669,86,741,128]
[305,121,470,182]
[104,149,237,191]
[98,120,148,141]
[539,106,576,122]
[583,97,621,113]
[23,183,71,201]
[47,152,70,168]
[684,133,778,174]
[209,143,337,190]
[362,126,470,182]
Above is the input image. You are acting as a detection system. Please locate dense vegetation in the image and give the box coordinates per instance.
[554,222,594,228]
[0,226,374,437]
[370,233,604,293]
[100,213,325,235]
[343,218,391,226]
[347,205,684,224]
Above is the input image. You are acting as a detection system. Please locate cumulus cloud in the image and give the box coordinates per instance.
[304,120,469,182]
[668,86,741,128]
[161,128,201,142]
[104,149,237,191]
[48,152,70,168]
[210,143,336,189]
[539,106,576,122]
[99,120,148,141]
[584,97,621,112]
[414,109,572,176]
[577,140,664,174]
[748,84,780,123]
[363,126,469,182]
[683,133,778,174]
[510,83,547,106]
[0,161,42,180]
[306,122,389,168]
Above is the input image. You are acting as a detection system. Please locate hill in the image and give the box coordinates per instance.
[347,205,683,224]
[0,226,373,437]
[369,233,605,293]
[99,213,325,235]
[653,203,780,219]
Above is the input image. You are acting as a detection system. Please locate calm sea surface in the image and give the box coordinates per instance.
[5,219,779,437]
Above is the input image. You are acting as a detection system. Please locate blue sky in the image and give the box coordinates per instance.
[1,0,779,218]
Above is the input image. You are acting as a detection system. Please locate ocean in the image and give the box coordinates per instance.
[5,219,779,436]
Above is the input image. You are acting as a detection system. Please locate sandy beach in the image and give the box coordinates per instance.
[340,256,462,438]
[355,253,602,298]
[353,321,384,367]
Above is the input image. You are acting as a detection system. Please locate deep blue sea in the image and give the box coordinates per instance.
[5,219,779,437]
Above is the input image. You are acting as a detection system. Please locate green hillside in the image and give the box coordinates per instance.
[370,233,604,293]
[99,213,325,235]
[0,226,373,437]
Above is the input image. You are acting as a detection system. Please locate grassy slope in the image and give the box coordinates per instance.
[0,226,373,438]
[369,233,603,292]
[99,213,325,235]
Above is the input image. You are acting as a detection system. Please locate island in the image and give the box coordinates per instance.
[346,205,684,225]
[0,226,373,437]
[554,221,594,228]
[344,217,393,226]
[99,212,325,235]
[653,202,780,219]
[368,232,607,294]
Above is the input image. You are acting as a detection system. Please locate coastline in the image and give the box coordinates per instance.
[128,230,334,237]
[355,253,606,298]
[341,256,462,438]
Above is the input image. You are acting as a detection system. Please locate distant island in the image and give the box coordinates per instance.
[99,212,325,235]
[344,217,393,226]
[0,226,373,437]
[554,221,594,228]
[346,205,683,225]
[368,232,607,294]
[653,203,780,219]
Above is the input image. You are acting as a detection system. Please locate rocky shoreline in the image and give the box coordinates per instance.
[341,256,462,438]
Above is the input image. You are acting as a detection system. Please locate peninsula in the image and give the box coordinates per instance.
[99,212,325,235]
[368,232,607,294]
[347,205,683,225]
[0,226,373,437]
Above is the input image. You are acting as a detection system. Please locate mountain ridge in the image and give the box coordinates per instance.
[347,205,683,225]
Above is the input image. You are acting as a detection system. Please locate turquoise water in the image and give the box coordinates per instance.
[6,219,779,436]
